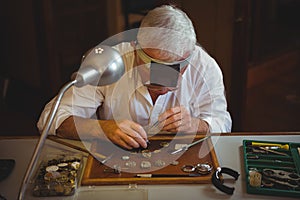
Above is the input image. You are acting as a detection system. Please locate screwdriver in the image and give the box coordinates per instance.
[251,142,289,150]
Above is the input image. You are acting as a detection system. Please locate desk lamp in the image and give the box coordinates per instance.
[18,45,125,199]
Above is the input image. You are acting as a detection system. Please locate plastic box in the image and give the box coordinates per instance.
[32,154,83,197]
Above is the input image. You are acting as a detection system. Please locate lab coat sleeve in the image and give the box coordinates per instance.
[191,55,232,133]
[37,84,103,135]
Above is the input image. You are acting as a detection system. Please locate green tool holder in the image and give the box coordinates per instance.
[243,139,300,198]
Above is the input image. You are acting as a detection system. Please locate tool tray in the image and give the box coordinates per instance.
[81,134,219,185]
[243,140,300,198]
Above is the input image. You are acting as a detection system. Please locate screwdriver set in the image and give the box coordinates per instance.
[243,140,300,198]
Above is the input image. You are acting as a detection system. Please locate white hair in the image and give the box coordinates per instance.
[137,5,196,61]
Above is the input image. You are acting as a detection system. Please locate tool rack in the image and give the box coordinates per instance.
[243,140,300,198]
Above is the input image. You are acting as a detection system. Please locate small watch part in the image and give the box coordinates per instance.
[141,150,152,158]
[44,171,61,181]
[154,160,166,167]
[57,163,68,168]
[174,144,188,150]
[249,170,262,187]
[103,165,121,174]
[121,155,130,160]
[153,149,161,153]
[54,184,64,194]
[170,160,179,166]
[141,161,152,169]
[56,171,69,183]
[125,161,137,168]
[160,142,170,147]
[46,165,59,172]
[113,165,122,174]
[69,179,75,185]
[71,161,80,170]
[63,184,73,195]
[195,163,213,175]
[181,165,195,173]
[70,170,77,177]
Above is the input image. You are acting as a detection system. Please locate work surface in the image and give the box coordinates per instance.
[1,133,299,200]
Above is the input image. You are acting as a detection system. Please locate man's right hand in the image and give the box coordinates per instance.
[56,116,148,150]
[99,119,148,149]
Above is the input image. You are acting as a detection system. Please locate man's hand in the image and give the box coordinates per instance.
[57,116,148,150]
[158,106,209,133]
[100,120,148,150]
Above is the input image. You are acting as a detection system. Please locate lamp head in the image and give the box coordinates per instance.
[72,45,125,87]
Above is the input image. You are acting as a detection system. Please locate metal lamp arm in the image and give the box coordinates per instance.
[18,80,77,200]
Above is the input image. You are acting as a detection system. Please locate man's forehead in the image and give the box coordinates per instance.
[142,48,187,63]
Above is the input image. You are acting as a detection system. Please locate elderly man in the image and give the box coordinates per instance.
[37,5,232,150]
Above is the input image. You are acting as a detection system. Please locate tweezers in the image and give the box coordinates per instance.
[48,136,112,163]
[171,136,210,154]
[146,121,161,135]
[258,147,289,156]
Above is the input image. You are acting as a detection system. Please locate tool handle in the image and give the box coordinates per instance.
[251,142,289,150]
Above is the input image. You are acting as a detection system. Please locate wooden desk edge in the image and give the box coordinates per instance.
[0,132,299,140]
[220,132,300,136]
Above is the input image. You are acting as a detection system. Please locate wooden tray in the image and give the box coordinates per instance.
[81,134,219,185]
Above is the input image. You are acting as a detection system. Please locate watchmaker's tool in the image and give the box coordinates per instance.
[250,142,289,150]
[171,136,210,154]
[136,173,201,178]
[211,167,240,195]
[147,120,167,136]
[48,136,108,160]
[258,146,289,156]
[262,169,300,188]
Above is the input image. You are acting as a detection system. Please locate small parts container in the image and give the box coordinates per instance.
[32,154,82,197]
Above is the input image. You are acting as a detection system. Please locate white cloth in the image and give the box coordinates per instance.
[37,42,232,134]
